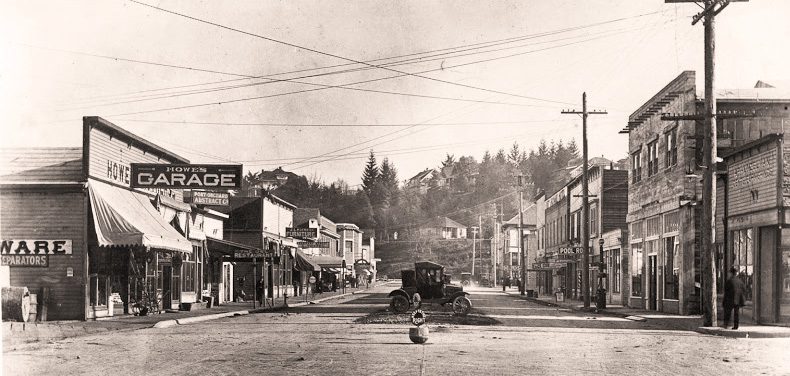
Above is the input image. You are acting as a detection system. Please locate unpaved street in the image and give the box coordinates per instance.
[4,283,790,375]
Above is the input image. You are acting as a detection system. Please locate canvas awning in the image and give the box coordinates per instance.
[206,237,266,259]
[88,179,192,253]
[311,255,343,268]
[294,249,320,272]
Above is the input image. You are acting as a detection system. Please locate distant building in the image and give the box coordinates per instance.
[417,216,468,239]
[405,168,436,194]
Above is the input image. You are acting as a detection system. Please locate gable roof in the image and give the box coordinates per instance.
[436,216,466,229]
[0,147,84,183]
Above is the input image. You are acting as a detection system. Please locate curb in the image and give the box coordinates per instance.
[505,291,636,319]
[695,326,790,339]
[153,310,250,328]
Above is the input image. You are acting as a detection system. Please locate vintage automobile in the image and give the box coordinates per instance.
[388,261,472,315]
[459,272,472,287]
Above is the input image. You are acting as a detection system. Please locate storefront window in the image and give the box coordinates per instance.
[632,246,643,297]
[183,250,196,293]
[664,236,679,300]
[731,228,754,304]
[612,249,621,293]
[782,247,790,320]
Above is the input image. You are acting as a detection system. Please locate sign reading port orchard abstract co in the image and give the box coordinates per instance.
[131,164,243,189]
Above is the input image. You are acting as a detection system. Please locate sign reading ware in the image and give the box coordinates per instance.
[131,164,242,189]
[1,240,72,267]
[190,191,230,206]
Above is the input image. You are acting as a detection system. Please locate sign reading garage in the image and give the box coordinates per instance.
[131,164,242,189]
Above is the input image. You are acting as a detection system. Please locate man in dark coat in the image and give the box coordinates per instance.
[723,267,746,330]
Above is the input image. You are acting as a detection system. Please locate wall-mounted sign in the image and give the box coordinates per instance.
[297,241,329,249]
[233,250,269,259]
[1,255,48,267]
[131,164,243,189]
[558,247,581,254]
[190,191,230,206]
[107,160,131,185]
[286,227,318,239]
[1,240,72,255]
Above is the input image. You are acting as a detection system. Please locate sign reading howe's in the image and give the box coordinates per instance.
[131,164,242,189]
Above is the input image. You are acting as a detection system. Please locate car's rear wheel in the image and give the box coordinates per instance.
[452,296,472,316]
[390,295,410,313]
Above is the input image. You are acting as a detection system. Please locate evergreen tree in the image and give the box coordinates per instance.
[361,150,379,196]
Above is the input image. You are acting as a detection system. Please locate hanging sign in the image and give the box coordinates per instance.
[297,241,330,249]
[130,164,243,189]
[190,191,230,206]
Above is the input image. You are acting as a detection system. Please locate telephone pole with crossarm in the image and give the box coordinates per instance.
[562,92,607,309]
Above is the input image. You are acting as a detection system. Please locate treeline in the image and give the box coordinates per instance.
[241,139,580,241]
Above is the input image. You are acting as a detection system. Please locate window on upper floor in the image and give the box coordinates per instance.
[631,150,642,183]
[647,140,659,176]
[665,128,678,168]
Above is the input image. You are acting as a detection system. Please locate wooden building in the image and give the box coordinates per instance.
[1,117,200,320]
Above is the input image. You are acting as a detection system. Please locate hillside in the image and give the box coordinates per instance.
[376,238,492,280]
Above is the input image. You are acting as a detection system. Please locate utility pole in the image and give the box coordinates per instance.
[479,215,483,282]
[562,93,607,309]
[516,175,527,295]
[492,205,498,287]
[666,0,748,327]
[471,225,477,276]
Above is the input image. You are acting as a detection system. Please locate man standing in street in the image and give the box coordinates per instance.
[723,267,746,330]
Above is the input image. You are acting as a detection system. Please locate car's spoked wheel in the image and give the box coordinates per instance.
[452,296,472,316]
[390,295,410,313]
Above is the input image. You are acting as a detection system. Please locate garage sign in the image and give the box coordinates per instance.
[131,164,243,189]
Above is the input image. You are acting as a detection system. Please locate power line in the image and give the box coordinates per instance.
[119,118,565,127]
[57,24,641,110]
[104,28,641,118]
[129,0,641,106]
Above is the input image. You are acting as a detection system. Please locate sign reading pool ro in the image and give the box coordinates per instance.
[130,164,242,189]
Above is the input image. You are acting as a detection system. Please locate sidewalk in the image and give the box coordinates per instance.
[504,289,790,338]
[3,286,370,348]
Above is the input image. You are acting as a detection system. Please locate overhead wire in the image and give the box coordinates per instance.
[53,17,651,107]
[127,1,664,107]
[56,23,644,110]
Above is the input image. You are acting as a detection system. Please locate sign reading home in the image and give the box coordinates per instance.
[190,191,230,206]
[131,164,242,189]
[286,227,318,239]
[0,240,72,267]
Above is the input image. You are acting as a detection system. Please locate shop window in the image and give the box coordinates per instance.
[731,228,754,304]
[589,204,598,237]
[664,211,680,234]
[630,221,643,240]
[647,140,659,176]
[665,128,678,168]
[632,150,642,183]
[612,249,621,293]
[632,246,643,297]
[89,273,108,307]
[646,216,661,238]
[664,236,679,300]
[183,251,196,293]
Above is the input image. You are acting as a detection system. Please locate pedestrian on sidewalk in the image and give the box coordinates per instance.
[723,267,746,330]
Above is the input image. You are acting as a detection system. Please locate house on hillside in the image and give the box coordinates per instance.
[405,168,436,194]
[416,216,468,239]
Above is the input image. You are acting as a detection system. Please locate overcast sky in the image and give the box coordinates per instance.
[2,0,788,186]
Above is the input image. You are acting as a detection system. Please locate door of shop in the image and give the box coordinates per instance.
[759,226,777,322]
[648,255,658,310]
[223,264,232,303]
[162,266,172,310]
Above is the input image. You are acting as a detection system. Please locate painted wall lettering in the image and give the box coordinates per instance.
[0,240,73,255]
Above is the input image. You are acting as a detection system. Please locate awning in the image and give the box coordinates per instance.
[88,179,192,253]
[206,237,267,259]
[294,249,320,272]
[311,255,343,268]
